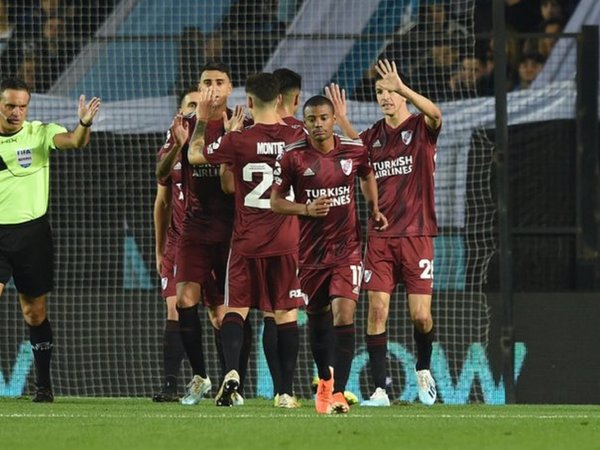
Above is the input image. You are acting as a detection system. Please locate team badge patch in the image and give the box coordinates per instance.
[340,158,353,176]
[401,130,413,145]
[364,270,372,283]
[17,149,32,168]
[161,277,168,291]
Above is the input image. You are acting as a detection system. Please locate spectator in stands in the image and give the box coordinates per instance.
[513,52,544,90]
[33,15,77,92]
[0,0,14,55]
[540,0,565,22]
[16,49,38,92]
[449,55,486,97]
[174,27,205,95]
[221,0,286,85]
[537,18,564,60]
[409,38,459,102]
[505,0,542,33]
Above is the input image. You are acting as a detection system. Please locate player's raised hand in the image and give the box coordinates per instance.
[196,87,216,121]
[374,59,405,94]
[171,113,189,147]
[324,83,348,118]
[78,95,101,126]
[307,196,332,217]
[224,105,245,133]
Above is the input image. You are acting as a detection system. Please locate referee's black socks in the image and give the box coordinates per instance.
[28,318,53,389]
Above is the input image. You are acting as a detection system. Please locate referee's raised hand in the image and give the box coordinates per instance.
[78,95,101,127]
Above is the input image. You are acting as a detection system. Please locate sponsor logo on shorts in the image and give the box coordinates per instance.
[364,270,372,283]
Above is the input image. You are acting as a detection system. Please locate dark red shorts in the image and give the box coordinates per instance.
[300,262,363,313]
[226,251,304,312]
[175,236,229,307]
[363,235,434,295]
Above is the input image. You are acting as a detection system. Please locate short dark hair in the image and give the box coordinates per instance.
[245,73,280,103]
[519,52,545,65]
[0,77,30,96]
[177,86,198,108]
[200,61,231,81]
[303,95,334,114]
[273,68,302,94]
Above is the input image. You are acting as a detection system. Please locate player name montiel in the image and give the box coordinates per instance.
[305,186,351,206]
[192,165,219,177]
[256,141,285,155]
[373,155,413,179]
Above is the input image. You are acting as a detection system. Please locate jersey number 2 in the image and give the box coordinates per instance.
[243,163,272,209]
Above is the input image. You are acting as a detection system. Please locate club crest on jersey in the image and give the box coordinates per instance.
[364,270,372,283]
[340,158,353,176]
[401,130,413,145]
[16,149,32,168]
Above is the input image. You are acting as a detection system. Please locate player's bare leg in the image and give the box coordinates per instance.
[177,281,211,405]
[330,297,356,413]
[409,293,436,405]
[215,306,249,406]
[153,295,185,402]
[274,308,300,408]
[362,291,391,406]
[19,293,53,403]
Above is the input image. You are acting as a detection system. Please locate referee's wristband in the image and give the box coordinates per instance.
[79,119,92,128]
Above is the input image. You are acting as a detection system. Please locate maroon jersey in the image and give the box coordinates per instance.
[157,149,185,242]
[203,123,305,257]
[159,111,246,244]
[360,114,440,237]
[273,135,371,269]
[282,115,304,128]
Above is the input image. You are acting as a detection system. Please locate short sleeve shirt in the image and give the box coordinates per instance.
[360,114,440,237]
[273,135,371,268]
[203,122,305,257]
[0,120,67,224]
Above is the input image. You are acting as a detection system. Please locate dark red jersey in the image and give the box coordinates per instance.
[273,135,371,268]
[203,122,305,257]
[282,115,305,128]
[360,113,440,237]
[156,148,185,241]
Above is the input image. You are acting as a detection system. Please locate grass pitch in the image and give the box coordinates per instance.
[0,398,598,450]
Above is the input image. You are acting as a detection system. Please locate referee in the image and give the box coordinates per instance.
[0,78,100,402]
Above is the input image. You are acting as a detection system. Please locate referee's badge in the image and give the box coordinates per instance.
[340,158,353,176]
[364,270,372,283]
[16,149,32,168]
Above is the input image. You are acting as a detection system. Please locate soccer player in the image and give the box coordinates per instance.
[156,62,251,406]
[0,77,100,402]
[152,88,201,402]
[273,67,303,127]
[270,95,387,414]
[328,59,442,407]
[187,72,305,408]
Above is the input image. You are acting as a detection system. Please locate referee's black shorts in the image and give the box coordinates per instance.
[0,215,54,297]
